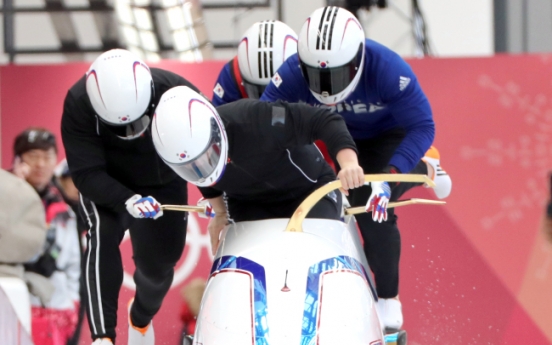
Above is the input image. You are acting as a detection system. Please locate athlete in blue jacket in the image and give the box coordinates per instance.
[211,20,298,106]
[261,6,452,334]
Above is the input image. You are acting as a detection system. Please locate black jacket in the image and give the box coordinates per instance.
[199,99,357,203]
[61,68,199,213]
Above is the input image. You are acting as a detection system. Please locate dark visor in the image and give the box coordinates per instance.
[99,114,151,139]
[300,43,364,96]
[243,80,267,99]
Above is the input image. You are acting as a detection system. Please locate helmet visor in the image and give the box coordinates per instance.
[99,114,151,140]
[243,79,267,99]
[169,118,224,185]
[300,43,364,97]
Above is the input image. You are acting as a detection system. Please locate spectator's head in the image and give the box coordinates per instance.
[55,158,79,202]
[298,6,366,105]
[13,127,57,191]
[237,20,298,99]
[86,49,154,140]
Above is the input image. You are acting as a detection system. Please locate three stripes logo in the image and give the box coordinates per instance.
[399,76,411,91]
[257,20,276,80]
[316,6,339,50]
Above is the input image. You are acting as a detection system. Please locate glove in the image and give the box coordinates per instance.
[365,181,391,223]
[125,194,163,219]
[197,197,216,219]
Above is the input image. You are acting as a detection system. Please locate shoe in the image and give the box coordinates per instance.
[376,298,403,331]
[422,146,452,199]
[92,339,113,345]
[128,298,155,345]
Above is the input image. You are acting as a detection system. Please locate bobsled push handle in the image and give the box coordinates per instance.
[284,174,437,233]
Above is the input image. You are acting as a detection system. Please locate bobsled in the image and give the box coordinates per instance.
[168,174,440,345]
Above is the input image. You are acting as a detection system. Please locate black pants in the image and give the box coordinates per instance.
[79,178,188,342]
[345,129,427,298]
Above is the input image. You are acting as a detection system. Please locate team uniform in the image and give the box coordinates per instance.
[261,38,434,312]
[61,67,199,342]
[198,99,355,221]
[211,58,247,106]
[212,20,298,107]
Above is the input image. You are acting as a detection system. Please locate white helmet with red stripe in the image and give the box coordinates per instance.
[86,49,154,139]
[298,6,365,105]
[152,86,228,187]
[237,20,298,99]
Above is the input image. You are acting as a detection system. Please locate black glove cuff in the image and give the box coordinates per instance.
[382,165,401,189]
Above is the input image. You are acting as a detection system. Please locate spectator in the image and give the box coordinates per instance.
[12,127,81,345]
[0,168,46,274]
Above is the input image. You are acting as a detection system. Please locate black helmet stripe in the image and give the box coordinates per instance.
[316,6,339,50]
[269,21,274,48]
[269,51,274,76]
[258,22,262,48]
[316,6,329,50]
[322,24,328,50]
[328,7,339,49]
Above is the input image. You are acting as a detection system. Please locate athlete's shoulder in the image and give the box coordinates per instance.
[212,60,241,104]
[151,67,198,90]
[364,39,408,68]
[67,74,87,100]
[277,53,301,78]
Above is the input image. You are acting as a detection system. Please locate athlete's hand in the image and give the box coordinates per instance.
[365,181,391,223]
[125,194,163,219]
[335,148,364,196]
[337,164,364,195]
[208,214,228,256]
[197,197,216,219]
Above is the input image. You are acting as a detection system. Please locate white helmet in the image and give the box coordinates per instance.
[86,49,154,139]
[152,86,228,187]
[237,20,298,99]
[298,6,365,105]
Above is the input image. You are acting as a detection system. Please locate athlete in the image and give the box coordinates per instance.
[151,86,365,254]
[261,6,452,334]
[61,49,200,345]
[211,20,297,106]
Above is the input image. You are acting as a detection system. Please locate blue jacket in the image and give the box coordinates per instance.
[212,57,248,106]
[261,39,435,173]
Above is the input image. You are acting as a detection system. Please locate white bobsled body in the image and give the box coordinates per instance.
[194,217,384,345]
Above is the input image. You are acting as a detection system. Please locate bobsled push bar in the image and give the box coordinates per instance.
[160,204,207,213]
[285,173,441,233]
[345,198,446,215]
[160,174,445,229]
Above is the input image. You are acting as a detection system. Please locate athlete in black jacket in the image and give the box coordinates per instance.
[152,86,365,255]
[61,49,199,345]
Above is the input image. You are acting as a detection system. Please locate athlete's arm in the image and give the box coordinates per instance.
[212,62,244,106]
[378,54,435,173]
[206,195,228,256]
[61,90,135,213]
[282,102,357,159]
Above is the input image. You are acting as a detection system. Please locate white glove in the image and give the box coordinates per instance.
[125,194,163,219]
[365,181,391,223]
[197,197,216,219]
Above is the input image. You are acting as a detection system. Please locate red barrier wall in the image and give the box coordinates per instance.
[1,55,551,344]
